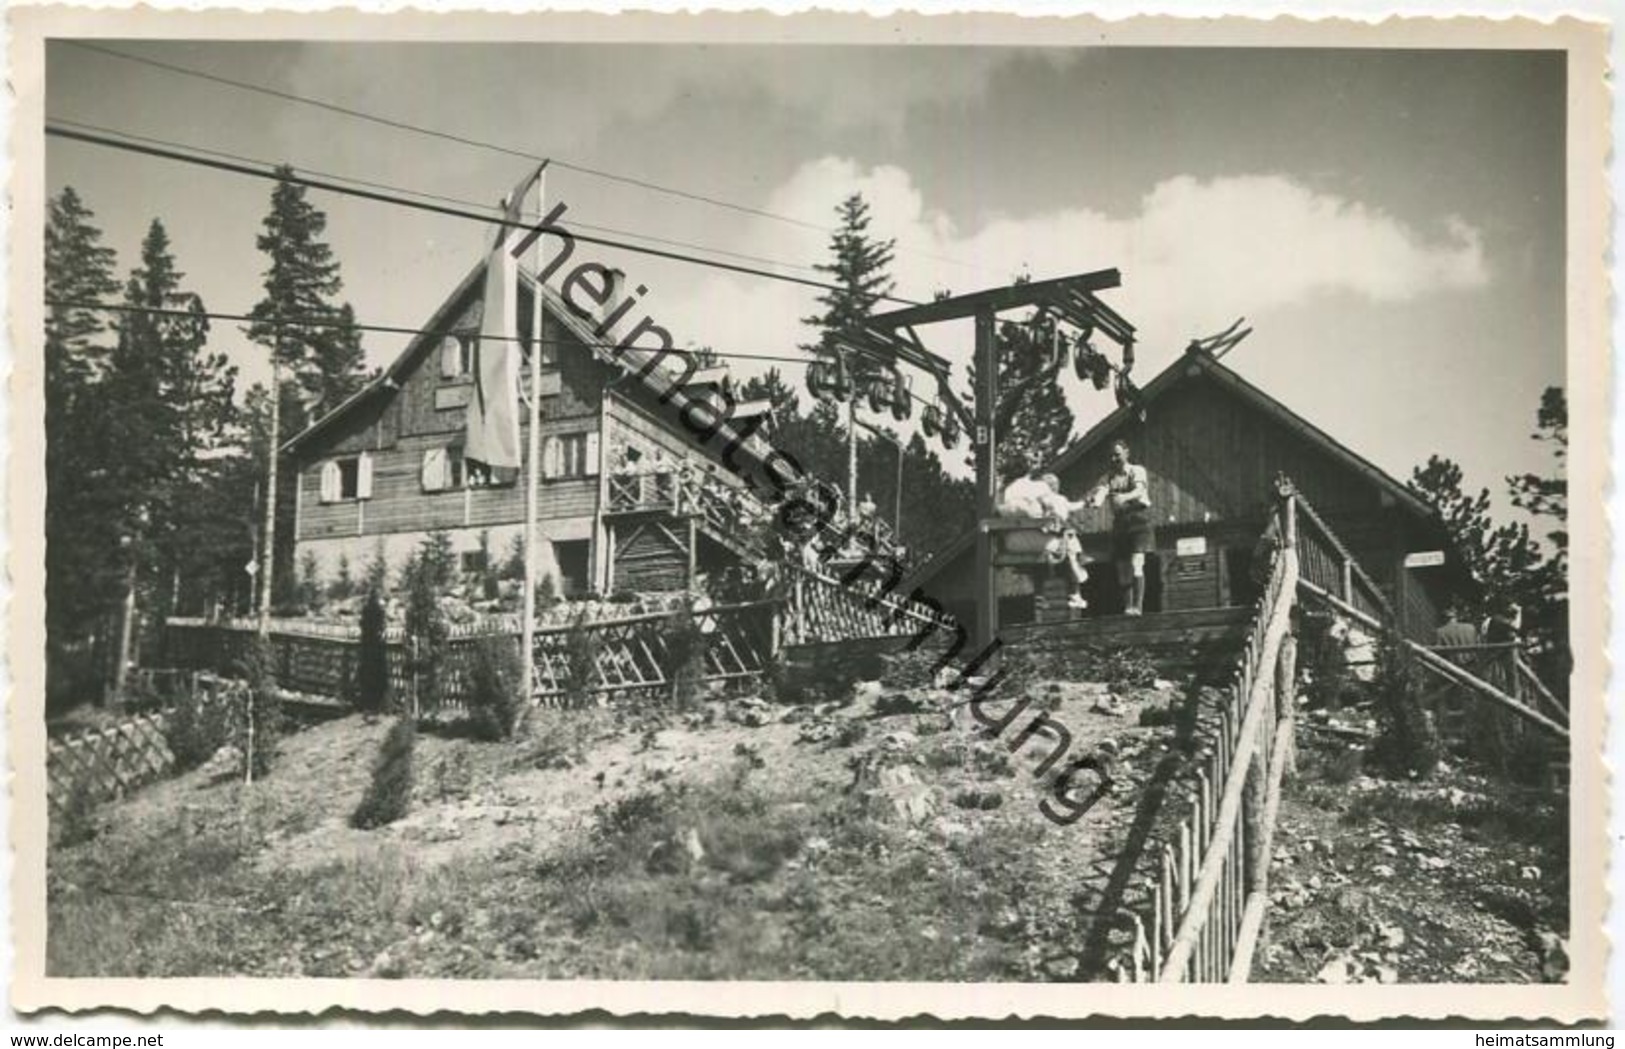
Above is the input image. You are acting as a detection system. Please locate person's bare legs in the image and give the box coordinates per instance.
[1127,552,1146,615]
[1065,533,1089,609]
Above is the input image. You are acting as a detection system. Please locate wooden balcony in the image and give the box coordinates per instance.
[606,471,684,515]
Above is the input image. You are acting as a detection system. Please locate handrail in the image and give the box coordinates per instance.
[1290,492,1395,620]
[1298,578,1568,739]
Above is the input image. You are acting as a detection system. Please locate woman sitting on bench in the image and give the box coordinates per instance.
[1000,469,1092,611]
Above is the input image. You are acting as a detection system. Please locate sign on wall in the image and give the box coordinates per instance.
[1404,550,1446,568]
[1175,536,1209,557]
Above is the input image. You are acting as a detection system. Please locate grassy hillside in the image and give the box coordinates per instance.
[48,670,1196,981]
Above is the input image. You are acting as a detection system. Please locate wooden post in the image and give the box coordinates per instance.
[259,336,282,638]
[1241,722,1266,891]
[973,309,999,653]
[1340,557,1353,603]
[840,347,859,525]
[1277,629,1299,775]
[520,173,548,704]
[687,517,699,588]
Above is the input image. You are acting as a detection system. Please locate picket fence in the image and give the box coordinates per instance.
[1115,486,1301,983]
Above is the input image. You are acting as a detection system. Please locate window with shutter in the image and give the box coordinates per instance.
[440,334,461,379]
[356,453,374,500]
[585,432,600,477]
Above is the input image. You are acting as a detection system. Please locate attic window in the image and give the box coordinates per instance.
[440,332,476,380]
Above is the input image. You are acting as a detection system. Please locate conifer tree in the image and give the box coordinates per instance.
[246,169,368,606]
[44,188,123,705]
[105,220,234,687]
[799,193,898,513]
[965,303,1077,484]
[800,194,897,352]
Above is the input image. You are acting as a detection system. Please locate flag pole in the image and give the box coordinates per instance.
[521,171,547,703]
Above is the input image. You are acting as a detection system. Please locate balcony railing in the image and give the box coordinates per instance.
[606,470,683,514]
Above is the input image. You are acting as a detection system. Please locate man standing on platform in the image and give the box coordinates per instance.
[1436,605,1481,648]
[1087,439,1156,616]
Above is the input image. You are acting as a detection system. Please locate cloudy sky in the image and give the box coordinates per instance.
[46,40,1565,517]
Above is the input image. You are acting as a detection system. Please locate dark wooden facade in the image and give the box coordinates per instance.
[284,257,772,597]
[902,345,1460,639]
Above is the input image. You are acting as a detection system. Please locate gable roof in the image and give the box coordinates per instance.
[281,259,779,470]
[1051,344,1434,517]
[897,343,1439,594]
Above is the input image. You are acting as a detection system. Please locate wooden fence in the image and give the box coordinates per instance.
[1116,489,1300,983]
[47,673,248,818]
[779,567,958,648]
[48,713,174,817]
[1115,478,1570,981]
[165,599,790,715]
[165,560,958,714]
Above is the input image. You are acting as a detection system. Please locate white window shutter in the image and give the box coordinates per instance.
[320,461,341,503]
[357,452,374,500]
[541,436,558,480]
[440,335,460,379]
[585,432,600,476]
[422,448,447,492]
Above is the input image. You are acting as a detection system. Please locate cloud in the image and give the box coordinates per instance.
[617,160,1491,474]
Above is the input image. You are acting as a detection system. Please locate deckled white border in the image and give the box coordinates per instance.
[3,5,1612,1023]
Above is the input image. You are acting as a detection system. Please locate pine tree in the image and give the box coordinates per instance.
[1508,386,1568,559]
[247,169,366,426]
[101,220,233,689]
[1505,386,1569,682]
[738,367,801,420]
[965,307,1077,484]
[1410,390,1569,690]
[800,194,896,353]
[45,187,120,387]
[44,188,123,706]
[246,169,368,605]
[798,193,897,511]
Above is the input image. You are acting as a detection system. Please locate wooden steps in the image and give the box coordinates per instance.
[1005,605,1253,646]
[1006,606,1254,680]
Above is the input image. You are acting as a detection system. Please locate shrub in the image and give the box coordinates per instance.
[1137,702,1174,728]
[330,553,356,603]
[363,538,390,596]
[466,634,525,742]
[164,683,234,773]
[664,607,709,708]
[403,532,454,713]
[1316,744,1364,785]
[1368,634,1439,780]
[594,787,675,841]
[834,719,868,748]
[501,533,526,582]
[356,590,391,714]
[299,551,324,613]
[476,530,501,601]
[54,780,99,847]
[559,607,601,709]
[764,653,872,706]
[351,717,417,829]
[1298,610,1360,710]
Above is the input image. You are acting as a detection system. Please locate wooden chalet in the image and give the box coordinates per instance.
[899,342,1466,640]
[282,260,779,598]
